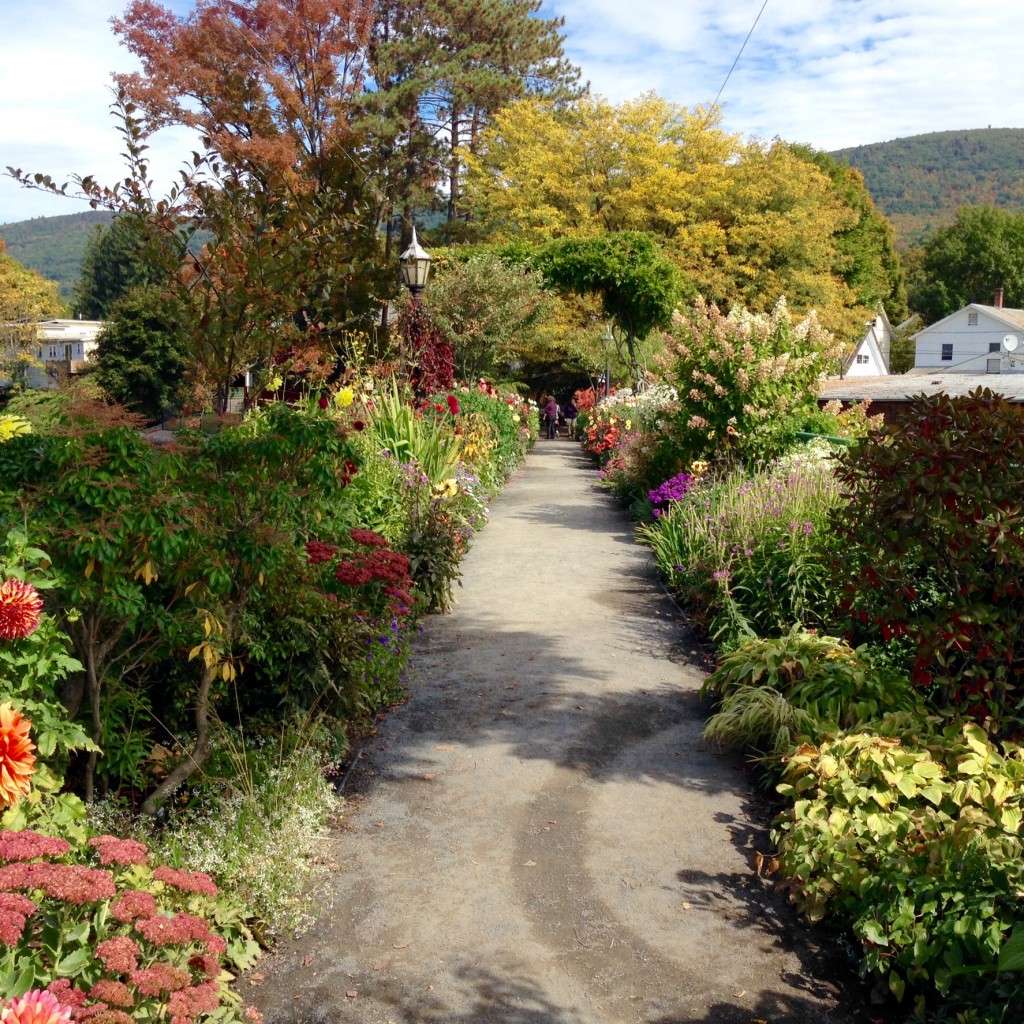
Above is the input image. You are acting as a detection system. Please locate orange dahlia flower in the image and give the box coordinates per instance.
[0,989,72,1024]
[0,703,36,808]
[0,579,44,640]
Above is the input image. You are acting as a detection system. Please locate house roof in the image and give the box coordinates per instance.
[912,303,1024,338]
[819,373,1024,403]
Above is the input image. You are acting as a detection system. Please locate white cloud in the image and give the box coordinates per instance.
[543,0,1024,149]
[0,0,196,226]
[2,0,1023,226]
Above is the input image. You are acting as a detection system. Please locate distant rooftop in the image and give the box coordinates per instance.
[819,374,1024,403]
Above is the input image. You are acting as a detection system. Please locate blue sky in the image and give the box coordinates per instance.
[3,0,1024,225]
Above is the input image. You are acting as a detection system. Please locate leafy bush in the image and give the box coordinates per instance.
[642,447,845,646]
[832,388,1024,732]
[772,724,1024,1015]
[702,626,921,761]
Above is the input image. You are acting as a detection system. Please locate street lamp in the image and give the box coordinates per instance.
[398,225,432,304]
[601,325,613,397]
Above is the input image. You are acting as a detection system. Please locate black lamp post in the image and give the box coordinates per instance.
[602,325,613,397]
[398,226,432,304]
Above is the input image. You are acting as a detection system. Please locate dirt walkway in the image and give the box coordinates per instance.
[249,441,865,1024]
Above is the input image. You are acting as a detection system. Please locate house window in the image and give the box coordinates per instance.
[968,312,978,325]
[990,342,1002,352]
[941,343,953,361]
[987,358,1001,374]
[855,354,869,364]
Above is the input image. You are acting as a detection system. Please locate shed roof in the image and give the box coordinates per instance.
[819,373,1024,403]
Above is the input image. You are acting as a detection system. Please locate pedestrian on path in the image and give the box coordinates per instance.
[563,398,578,439]
[544,395,560,439]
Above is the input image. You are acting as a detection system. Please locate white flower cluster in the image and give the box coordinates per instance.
[597,384,679,427]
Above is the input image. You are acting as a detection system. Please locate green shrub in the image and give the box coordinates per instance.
[642,447,845,646]
[832,388,1024,732]
[772,724,1024,1016]
[702,626,922,765]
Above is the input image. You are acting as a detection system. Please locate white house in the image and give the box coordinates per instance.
[24,319,104,388]
[912,295,1024,375]
[846,311,894,376]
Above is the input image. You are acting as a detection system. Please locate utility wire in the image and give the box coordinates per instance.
[704,0,770,121]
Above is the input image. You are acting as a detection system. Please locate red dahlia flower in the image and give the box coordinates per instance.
[0,704,36,808]
[0,579,44,640]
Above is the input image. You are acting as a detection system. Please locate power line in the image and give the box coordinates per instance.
[707,0,770,116]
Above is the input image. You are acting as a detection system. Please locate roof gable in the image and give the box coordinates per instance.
[913,303,1024,338]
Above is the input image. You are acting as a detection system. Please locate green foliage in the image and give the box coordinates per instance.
[773,724,1024,1015]
[909,206,1024,322]
[660,297,842,465]
[642,447,846,645]
[72,214,167,319]
[424,252,554,381]
[365,378,463,484]
[703,625,921,757]
[0,826,258,1019]
[832,388,1024,732]
[94,284,188,422]
[536,231,687,387]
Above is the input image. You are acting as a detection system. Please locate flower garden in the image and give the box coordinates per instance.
[1,287,1023,1024]
[575,299,1024,1023]
[0,375,535,1022]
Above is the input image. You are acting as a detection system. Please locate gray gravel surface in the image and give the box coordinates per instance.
[247,440,868,1024]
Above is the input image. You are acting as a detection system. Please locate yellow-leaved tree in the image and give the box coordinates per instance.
[0,240,67,387]
[463,93,905,356]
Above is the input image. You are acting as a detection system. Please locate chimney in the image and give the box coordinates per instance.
[995,288,1004,309]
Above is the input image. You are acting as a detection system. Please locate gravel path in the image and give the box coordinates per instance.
[248,440,865,1024]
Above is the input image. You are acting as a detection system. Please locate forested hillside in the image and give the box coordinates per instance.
[833,127,1024,245]
[0,210,113,300]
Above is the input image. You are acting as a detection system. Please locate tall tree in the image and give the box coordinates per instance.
[0,240,67,386]
[791,146,908,324]
[361,0,580,260]
[463,93,736,243]
[424,251,553,379]
[910,206,1024,322]
[73,214,166,319]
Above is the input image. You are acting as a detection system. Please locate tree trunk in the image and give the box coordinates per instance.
[448,103,461,223]
[141,659,217,815]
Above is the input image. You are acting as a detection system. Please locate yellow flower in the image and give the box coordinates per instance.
[335,387,355,407]
[512,414,520,423]
[625,419,632,430]
[268,375,284,391]
[0,415,32,444]
[691,460,709,475]
[432,478,459,498]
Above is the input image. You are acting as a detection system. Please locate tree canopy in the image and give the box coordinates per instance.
[908,206,1024,323]
[463,95,906,349]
